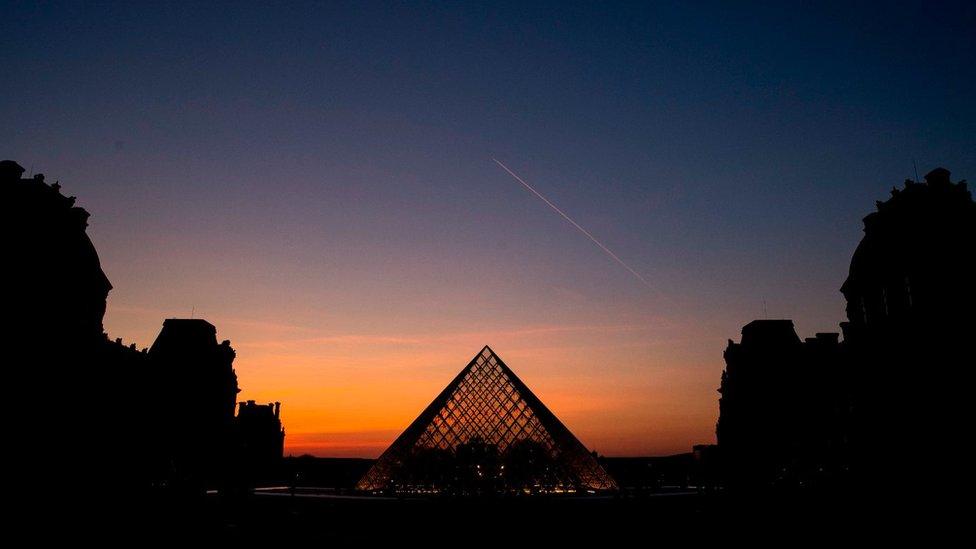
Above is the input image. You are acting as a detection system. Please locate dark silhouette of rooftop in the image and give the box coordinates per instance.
[236,400,285,484]
[718,320,847,491]
[3,160,286,533]
[717,167,974,511]
[148,318,241,494]
[4,160,112,343]
[739,319,801,346]
[841,167,974,340]
[4,159,145,530]
[841,168,974,501]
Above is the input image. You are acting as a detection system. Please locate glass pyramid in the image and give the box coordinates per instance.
[358,346,617,494]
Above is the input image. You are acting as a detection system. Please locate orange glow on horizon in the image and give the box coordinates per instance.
[105,287,726,459]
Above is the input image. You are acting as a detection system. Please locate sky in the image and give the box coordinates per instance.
[2,1,974,457]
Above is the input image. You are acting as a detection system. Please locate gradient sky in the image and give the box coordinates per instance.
[2,1,974,457]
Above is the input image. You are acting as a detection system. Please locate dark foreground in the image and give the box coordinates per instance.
[205,490,712,543]
[160,488,882,544]
[32,486,962,544]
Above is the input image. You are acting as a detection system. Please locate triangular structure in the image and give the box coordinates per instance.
[358,346,617,494]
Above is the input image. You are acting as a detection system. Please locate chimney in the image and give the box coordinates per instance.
[274,401,281,418]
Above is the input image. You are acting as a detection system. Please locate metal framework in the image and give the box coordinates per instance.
[358,346,617,494]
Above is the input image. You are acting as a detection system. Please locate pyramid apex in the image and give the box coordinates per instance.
[478,345,497,360]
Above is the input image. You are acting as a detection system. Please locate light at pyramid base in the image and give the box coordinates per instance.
[357,346,618,495]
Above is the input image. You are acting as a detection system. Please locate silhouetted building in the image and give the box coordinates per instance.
[840,168,974,493]
[236,400,285,483]
[718,320,849,490]
[148,319,240,493]
[717,167,974,499]
[359,346,616,495]
[1,157,291,542]
[3,160,112,345]
[841,168,973,339]
[3,160,288,517]
[4,161,127,498]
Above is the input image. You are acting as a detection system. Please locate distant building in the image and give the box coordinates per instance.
[718,320,848,490]
[148,319,240,492]
[236,400,285,482]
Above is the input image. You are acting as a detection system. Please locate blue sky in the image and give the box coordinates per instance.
[2,1,973,455]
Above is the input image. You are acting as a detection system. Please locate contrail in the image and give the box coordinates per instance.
[492,158,651,288]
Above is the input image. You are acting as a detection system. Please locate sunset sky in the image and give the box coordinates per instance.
[3,1,973,457]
